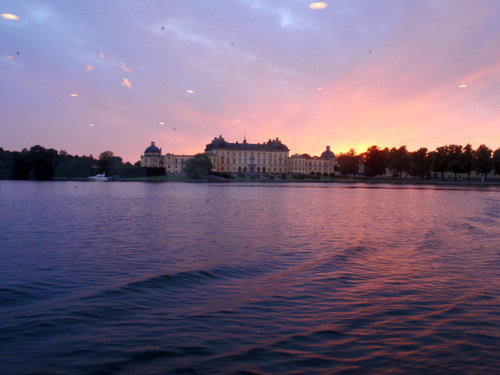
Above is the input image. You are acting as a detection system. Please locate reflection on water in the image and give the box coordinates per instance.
[1,181,499,374]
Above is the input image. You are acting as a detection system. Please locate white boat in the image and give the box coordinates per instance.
[88,173,110,181]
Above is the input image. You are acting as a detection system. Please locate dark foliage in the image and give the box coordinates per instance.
[362,146,390,178]
[494,148,500,176]
[389,146,411,178]
[336,148,360,177]
[410,148,430,179]
[473,144,493,181]
[184,154,213,179]
[0,145,146,180]
[146,167,166,177]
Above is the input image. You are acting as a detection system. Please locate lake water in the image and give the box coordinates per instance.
[1,181,499,374]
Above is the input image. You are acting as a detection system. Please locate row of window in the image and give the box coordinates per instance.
[292,161,335,166]
[217,167,282,173]
[217,158,286,165]
[291,166,331,171]
[213,151,287,158]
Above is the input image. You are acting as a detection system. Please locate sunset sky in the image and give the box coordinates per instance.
[1,0,499,163]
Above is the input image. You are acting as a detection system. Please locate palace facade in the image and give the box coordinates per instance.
[205,136,289,174]
[140,137,337,176]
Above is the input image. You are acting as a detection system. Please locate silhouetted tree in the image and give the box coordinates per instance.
[493,148,500,176]
[98,151,114,176]
[2,145,148,180]
[0,148,14,179]
[389,146,410,178]
[29,145,57,180]
[363,146,389,178]
[430,146,448,180]
[446,144,463,181]
[12,150,30,180]
[410,148,430,179]
[108,155,123,177]
[184,153,213,179]
[461,144,474,181]
[474,144,493,181]
[336,148,360,177]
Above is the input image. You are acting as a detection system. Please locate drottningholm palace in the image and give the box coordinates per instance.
[141,136,337,176]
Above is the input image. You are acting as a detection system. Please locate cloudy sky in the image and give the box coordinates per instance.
[1,1,499,162]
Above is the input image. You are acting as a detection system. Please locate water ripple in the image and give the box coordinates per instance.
[1,182,500,374]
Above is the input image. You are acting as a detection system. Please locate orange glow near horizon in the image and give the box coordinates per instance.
[129,57,500,162]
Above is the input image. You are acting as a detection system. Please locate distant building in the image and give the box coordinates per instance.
[140,142,163,168]
[140,137,337,176]
[140,141,193,174]
[288,146,336,176]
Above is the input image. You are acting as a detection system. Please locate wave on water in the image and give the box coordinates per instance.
[1,262,279,316]
[93,263,275,297]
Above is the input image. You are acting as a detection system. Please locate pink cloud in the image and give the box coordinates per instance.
[121,78,132,89]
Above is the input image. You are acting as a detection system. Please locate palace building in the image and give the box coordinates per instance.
[205,135,289,174]
[140,137,337,176]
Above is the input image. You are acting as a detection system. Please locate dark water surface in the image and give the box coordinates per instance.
[1,181,499,374]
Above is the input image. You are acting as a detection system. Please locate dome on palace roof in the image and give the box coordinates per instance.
[320,146,336,159]
[144,141,161,155]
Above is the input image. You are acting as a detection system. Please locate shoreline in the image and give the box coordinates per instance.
[2,176,499,187]
[42,176,500,187]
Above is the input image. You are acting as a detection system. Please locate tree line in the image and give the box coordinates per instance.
[336,144,500,180]
[0,145,152,180]
[2,143,500,181]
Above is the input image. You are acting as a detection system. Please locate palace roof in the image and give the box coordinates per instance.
[205,136,289,152]
[144,141,161,155]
